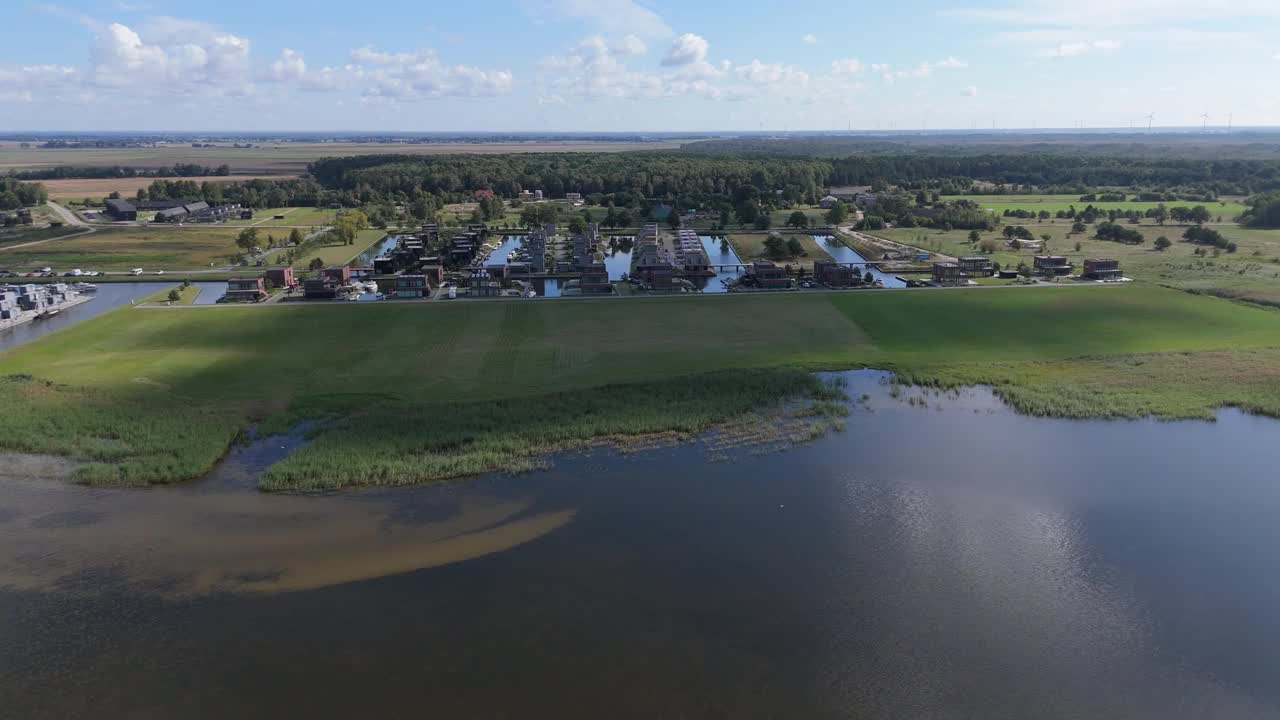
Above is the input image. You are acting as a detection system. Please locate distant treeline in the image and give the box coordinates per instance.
[13,164,234,181]
[308,153,832,200]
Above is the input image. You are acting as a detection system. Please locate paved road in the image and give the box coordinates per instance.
[46,201,89,228]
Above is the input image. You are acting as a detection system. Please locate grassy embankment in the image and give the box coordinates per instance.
[2,286,1279,490]
[875,221,1280,306]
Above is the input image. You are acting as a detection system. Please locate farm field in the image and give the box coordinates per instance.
[875,222,1280,306]
[727,232,837,269]
[0,140,688,175]
[0,226,243,271]
[228,207,337,227]
[940,194,1249,219]
[41,176,280,200]
[2,285,1279,489]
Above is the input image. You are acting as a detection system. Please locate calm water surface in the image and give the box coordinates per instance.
[2,371,1279,718]
[813,234,907,288]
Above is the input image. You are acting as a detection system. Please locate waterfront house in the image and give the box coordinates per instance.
[225,277,268,303]
[958,256,994,277]
[469,268,502,297]
[578,261,612,294]
[814,260,855,288]
[1033,255,1073,277]
[322,266,351,286]
[265,266,295,289]
[931,262,966,286]
[396,274,430,299]
[303,277,340,299]
[752,260,791,289]
[1083,258,1122,281]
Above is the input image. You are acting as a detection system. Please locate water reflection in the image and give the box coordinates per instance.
[3,370,1280,717]
[696,234,744,293]
[814,234,907,288]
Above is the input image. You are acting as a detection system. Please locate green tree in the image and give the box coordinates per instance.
[235,227,259,254]
[167,289,181,302]
[288,228,303,245]
[1153,236,1172,251]
[762,234,788,260]
[753,214,772,231]
[825,201,848,226]
[785,236,805,256]
[967,229,981,243]
[786,211,809,229]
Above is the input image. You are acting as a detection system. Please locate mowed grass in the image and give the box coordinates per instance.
[269,229,386,268]
[876,223,1280,307]
[2,285,1279,488]
[940,194,1248,219]
[0,226,243,270]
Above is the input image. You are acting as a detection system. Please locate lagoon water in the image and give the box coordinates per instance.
[2,370,1279,718]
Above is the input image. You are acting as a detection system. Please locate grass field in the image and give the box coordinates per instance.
[0,226,244,270]
[231,207,337,227]
[727,232,836,269]
[2,285,1280,489]
[940,195,1249,219]
[875,222,1280,306]
[267,229,386,268]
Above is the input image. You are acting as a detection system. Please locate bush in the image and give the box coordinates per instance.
[1153,236,1172,251]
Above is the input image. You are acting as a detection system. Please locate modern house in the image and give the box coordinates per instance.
[395,274,430,299]
[303,277,340,299]
[265,266,295,289]
[578,261,612,294]
[958,256,994,277]
[104,198,137,221]
[469,268,502,297]
[1033,255,1073,277]
[674,229,711,274]
[1083,258,1122,281]
[814,260,855,288]
[322,266,351,286]
[931,262,967,285]
[752,260,791,289]
[224,277,268,303]
[819,195,840,209]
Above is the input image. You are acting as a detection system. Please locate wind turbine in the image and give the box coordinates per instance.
[1201,111,1210,132]
[1227,113,1234,134]
[1145,112,1155,134]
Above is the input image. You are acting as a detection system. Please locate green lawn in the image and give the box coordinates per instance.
[270,229,386,268]
[940,195,1248,220]
[876,223,1280,307]
[3,285,1280,488]
[727,232,836,269]
[0,226,245,270]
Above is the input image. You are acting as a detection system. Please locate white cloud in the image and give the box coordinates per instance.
[802,34,818,45]
[345,47,513,99]
[87,20,251,90]
[269,49,306,81]
[831,58,863,75]
[662,33,709,66]
[735,60,810,88]
[616,34,648,56]
[547,0,671,37]
[962,85,979,97]
[1033,39,1121,58]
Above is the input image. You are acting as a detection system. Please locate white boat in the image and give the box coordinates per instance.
[72,282,98,292]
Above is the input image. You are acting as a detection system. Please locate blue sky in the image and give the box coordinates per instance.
[2,0,1278,131]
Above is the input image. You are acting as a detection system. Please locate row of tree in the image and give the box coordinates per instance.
[13,163,233,181]
[0,177,48,210]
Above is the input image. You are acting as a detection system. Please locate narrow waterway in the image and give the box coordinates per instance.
[696,234,744,293]
[0,281,227,352]
[602,236,634,280]
[351,233,397,266]
[814,234,907,288]
[483,235,525,266]
[2,370,1279,718]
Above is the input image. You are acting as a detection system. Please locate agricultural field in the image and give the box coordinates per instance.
[875,222,1280,306]
[0,140,687,175]
[227,207,337,227]
[727,232,837,269]
[2,285,1279,489]
[41,176,278,201]
[940,194,1249,220]
[0,226,244,271]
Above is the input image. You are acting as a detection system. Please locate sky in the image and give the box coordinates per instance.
[2,0,1279,132]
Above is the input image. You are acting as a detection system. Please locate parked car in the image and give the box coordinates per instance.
[130,268,144,276]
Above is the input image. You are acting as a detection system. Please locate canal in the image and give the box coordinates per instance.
[696,234,744,293]
[3,370,1278,717]
[483,235,526,266]
[814,234,907,288]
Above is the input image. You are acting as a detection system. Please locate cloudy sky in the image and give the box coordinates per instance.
[2,0,1278,131]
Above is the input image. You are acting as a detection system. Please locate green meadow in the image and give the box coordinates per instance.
[940,194,1249,219]
[2,286,1279,489]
